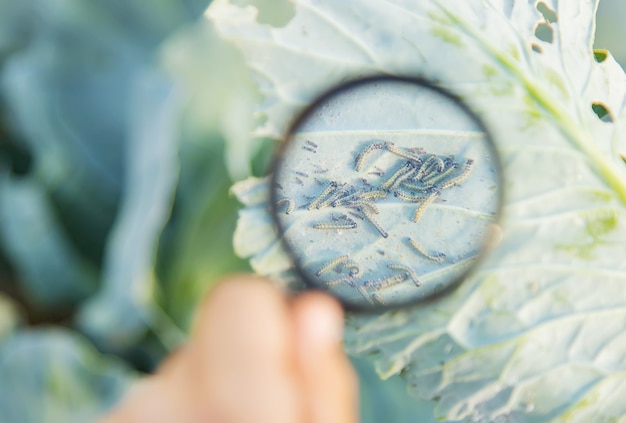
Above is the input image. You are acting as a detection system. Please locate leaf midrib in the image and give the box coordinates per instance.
[433,1,626,205]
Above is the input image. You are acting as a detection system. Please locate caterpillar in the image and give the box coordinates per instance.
[380,162,414,190]
[388,167,418,191]
[387,264,421,287]
[393,190,425,203]
[346,201,380,215]
[407,237,446,263]
[364,272,407,291]
[415,155,438,180]
[412,190,440,222]
[361,206,388,238]
[440,159,474,189]
[331,188,365,207]
[423,161,459,185]
[325,276,356,288]
[275,197,295,215]
[317,187,349,209]
[312,219,357,230]
[359,190,388,201]
[384,142,422,162]
[400,180,434,192]
[336,260,361,277]
[308,181,338,210]
[315,255,350,277]
[354,143,385,171]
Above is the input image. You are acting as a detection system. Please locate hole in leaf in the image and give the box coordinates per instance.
[594,49,609,63]
[536,2,558,23]
[531,43,543,53]
[231,0,295,27]
[534,22,554,43]
[591,102,614,122]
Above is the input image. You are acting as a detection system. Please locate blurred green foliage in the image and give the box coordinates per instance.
[0,0,269,419]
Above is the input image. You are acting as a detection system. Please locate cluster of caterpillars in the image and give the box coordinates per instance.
[287,140,474,236]
[358,141,474,222]
[313,255,422,306]
[276,140,475,300]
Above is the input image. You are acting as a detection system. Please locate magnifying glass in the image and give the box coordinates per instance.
[270,76,502,311]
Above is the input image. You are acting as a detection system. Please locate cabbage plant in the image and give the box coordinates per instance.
[214,0,626,421]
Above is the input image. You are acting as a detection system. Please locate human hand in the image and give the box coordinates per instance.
[100,275,358,423]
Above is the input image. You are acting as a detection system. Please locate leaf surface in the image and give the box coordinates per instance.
[76,70,183,351]
[0,329,135,423]
[0,173,98,308]
[214,0,626,420]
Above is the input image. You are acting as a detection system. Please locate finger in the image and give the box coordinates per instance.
[189,275,303,423]
[292,292,359,423]
[100,346,209,423]
[99,376,194,423]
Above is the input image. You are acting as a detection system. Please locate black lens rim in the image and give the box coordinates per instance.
[269,75,504,313]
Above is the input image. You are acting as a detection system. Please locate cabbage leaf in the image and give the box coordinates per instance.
[213,0,626,420]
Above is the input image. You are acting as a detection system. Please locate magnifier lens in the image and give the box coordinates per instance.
[271,77,501,311]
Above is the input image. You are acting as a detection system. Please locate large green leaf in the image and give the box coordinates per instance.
[0,172,98,309]
[0,0,210,311]
[0,2,150,264]
[0,329,135,423]
[353,356,439,423]
[216,0,626,420]
[76,71,184,352]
